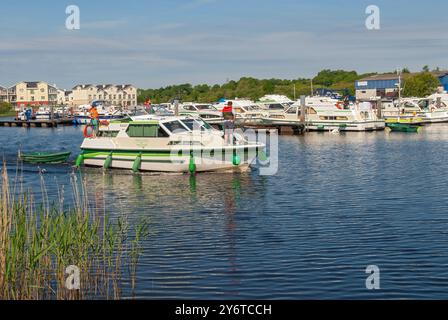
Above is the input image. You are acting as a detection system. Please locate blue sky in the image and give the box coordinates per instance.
[1,0,447,89]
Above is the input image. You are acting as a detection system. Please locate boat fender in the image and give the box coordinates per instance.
[257,149,268,162]
[189,152,196,174]
[232,152,241,166]
[100,120,110,126]
[104,152,113,169]
[75,154,84,168]
[132,153,142,173]
[83,125,95,138]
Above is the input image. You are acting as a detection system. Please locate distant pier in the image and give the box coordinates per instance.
[0,118,73,128]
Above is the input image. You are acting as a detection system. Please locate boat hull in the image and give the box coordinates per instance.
[306,120,385,132]
[20,152,71,164]
[80,149,259,173]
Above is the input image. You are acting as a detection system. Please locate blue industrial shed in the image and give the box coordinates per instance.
[356,72,448,91]
[356,72,448,100]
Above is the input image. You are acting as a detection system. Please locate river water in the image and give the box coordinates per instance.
[2,122,448,299]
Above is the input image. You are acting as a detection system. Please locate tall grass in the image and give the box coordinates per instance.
[0,163,149,300]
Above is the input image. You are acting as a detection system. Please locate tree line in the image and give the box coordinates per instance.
[137,69,442,104]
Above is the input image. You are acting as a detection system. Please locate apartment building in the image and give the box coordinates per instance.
[0,86,8,103]
[5,81,58,108]
[71,84,137,107]
[1,82,138,108]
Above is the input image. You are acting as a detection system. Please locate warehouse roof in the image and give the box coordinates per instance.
[359,71,448,82]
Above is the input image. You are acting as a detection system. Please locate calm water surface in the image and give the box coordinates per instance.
[2,123,448,299]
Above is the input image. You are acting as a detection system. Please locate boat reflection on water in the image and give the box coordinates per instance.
[79,168,267,298]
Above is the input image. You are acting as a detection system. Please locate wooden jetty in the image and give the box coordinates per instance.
[0,118,73,128]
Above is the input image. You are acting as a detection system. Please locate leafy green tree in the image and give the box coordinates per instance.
[0,102,13,115]
[422,65,430,72]
[403,72,440,97]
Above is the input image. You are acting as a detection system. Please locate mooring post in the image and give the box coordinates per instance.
[300,95,306,131]
[174,99,179,116]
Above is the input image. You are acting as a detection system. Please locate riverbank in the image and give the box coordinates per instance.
[0,112,15,118]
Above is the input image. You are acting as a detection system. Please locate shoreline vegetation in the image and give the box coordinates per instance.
[0,163,149,300]
[137,69,442,104]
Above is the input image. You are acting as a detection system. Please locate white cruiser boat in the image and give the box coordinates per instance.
[179,102,224,125]
[215,99,266,125]
[76,114,264,173]
[261,103,384,131]
[257,95,293,114]
[73,103,124,124]
[35,107,64,120]
[382,98,448,124]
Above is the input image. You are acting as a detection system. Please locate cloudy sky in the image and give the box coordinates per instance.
[1,0,447,89]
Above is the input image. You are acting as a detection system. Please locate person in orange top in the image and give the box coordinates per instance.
[89,101,101,135]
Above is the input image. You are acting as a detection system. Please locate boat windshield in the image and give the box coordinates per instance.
[196,105,216,111]
[162,120,189,133]
[286,107,300,114]
[181,119,208,131]
[245,105,262,111]
[267,103,285,110]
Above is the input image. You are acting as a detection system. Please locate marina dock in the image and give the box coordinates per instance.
[0,118,73,128]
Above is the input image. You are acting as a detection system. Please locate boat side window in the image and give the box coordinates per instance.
[269,104,285,110]
[126,124,159,137]
[286,107,300,115]
[97,130,120,138]
[163,120,189,134]
[158,126,170,137]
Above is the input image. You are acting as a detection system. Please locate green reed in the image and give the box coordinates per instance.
[0,163,149,300]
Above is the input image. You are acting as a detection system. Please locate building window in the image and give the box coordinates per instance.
[31,96,35,101]
[41,96,45,100]
[41,88,44,92]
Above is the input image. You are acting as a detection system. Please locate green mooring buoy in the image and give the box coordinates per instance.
[232,152,241,166]
[189,152,196,174]
[75,154,84,168]
[132,153,142,173]
[104,152,113,169]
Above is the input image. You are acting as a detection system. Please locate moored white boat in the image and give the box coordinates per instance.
[73,103,124,124]
[77,114,264,173]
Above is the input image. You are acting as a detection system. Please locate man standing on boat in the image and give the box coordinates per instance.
[222,101,235,145]
[89,101,100,136]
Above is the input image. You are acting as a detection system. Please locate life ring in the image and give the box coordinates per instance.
[336,102,343,110]
[431,107,435,113]
[83,125,95,138]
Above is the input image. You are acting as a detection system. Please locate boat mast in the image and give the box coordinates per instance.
[397,69,402,122]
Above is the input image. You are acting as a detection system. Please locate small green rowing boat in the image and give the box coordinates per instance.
[386,123,422,133]
[20,151,71,164]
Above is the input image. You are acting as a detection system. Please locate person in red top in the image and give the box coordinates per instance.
[222,101,235,144]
